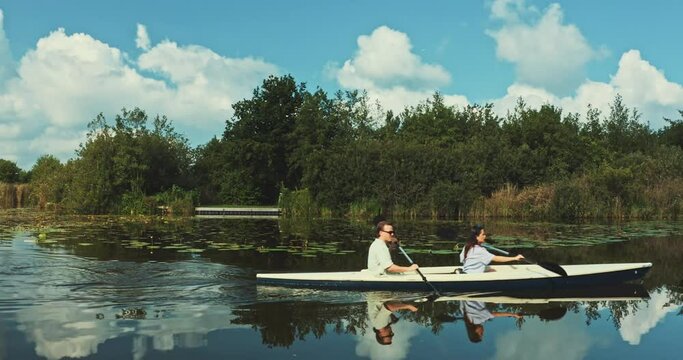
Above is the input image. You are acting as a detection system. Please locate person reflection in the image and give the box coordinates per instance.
[462,300,522,343]
[368,299,418,345]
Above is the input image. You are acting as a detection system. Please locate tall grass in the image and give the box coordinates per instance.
[348,198,382,220]
[279,188,316,219]
[0,183,31,209]
[470,177,682,220]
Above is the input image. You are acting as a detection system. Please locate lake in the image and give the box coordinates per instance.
[0,210,681,359]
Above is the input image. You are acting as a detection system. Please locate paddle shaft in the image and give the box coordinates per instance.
[398,246,442,296]
[481,243,568,277]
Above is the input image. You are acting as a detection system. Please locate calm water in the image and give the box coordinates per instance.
[0,210,681,360]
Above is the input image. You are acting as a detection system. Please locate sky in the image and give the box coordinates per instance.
[1,0,682,169]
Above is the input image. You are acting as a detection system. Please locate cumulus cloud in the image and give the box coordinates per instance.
[0,19,278,169]
[494,316,593,360]
[487,0,597,95]
[0,10,15,87]
[136,24,150,50]
[330,26,468,114]
[619,289,680,345]
[355,319,420,360]
[489,50,683,128]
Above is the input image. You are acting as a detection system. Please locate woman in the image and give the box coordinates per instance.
[462,300,522,343]
[459,225,524,274]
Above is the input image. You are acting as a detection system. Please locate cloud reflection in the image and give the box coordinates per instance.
[355,320,419,360]
[493,319,593,360]
[619,289,680,345]
[14,301,245,360]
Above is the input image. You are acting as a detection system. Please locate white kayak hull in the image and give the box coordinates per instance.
[256,263,652,292]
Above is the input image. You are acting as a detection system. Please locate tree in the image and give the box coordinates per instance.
[62,108,193,213]
[29,155,65,209]
[603,94,654,154]
[222,75,306,204]
[0,159,22,183]
[659,110,683,148]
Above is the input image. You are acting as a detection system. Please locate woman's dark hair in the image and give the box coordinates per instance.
[464,318,484,343]
[463,224,485,260]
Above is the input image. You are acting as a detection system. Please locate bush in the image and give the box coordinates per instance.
[155,186,197,216]
[551,180,584,220]
[121,187,158,215]
[279,188,316,218]
[348,198,382,220]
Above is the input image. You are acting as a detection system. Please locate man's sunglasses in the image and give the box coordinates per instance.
[380,230,395,235]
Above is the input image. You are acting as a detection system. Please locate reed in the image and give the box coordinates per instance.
[348,198,382,220]
[0,183,31,209]
[279,188,316,219]
[0,182,13,208]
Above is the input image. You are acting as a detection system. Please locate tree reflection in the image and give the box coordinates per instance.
[230,285,669,348]
[230,302,369,348]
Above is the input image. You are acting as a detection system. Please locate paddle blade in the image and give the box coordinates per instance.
[538,261,569,277]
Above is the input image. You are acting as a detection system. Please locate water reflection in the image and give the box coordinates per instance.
[1,213,682,359]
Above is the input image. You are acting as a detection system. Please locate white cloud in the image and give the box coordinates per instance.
[619,289,680,345]
[15,301,247,360]
[490,0,538,22]
[489,50,683,128]
[138,40,278,126]
[494,316,593,360]
[613,50,683,107]
[135,24,150,50]
[0,9,15,87]
[355,319,420,360]
[487,1,596,95]
[0,19,278,169]
[331,26,467,115]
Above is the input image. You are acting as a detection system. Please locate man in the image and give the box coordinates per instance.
[367,221,419,275]
[368,299,418,345]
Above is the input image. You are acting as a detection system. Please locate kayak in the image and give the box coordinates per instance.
[256,263,652,292]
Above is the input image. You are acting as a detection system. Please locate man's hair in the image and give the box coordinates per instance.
[376,220,392,235]
[373,326,393,345]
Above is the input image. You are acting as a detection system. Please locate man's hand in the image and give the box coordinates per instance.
[408,264,419,271]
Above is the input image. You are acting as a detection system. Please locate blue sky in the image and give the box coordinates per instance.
[1,0,682,169]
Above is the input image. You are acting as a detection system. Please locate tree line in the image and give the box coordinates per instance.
[1,74,682,219]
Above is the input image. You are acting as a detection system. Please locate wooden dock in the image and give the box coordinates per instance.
[195,207,280,218]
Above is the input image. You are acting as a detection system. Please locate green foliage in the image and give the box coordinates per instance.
[155,185,197,216]
[17,73,683,219]
[29,155,65,209]
[279,188,315,218]
[57,108,193,214]
[427,181,475,219]
[659,110,683,148]
[0,159,24,183]
[221,75,306,204]
[551,180,586,220]
[121,187,156,215]
[347,198,382,220]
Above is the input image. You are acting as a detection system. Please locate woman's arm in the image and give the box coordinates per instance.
[491,311,523,319]
[491,254,524,263]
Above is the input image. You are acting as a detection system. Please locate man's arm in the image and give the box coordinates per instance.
[386,263,419,273]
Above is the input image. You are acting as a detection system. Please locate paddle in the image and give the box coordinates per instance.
[397,246,442,298]
[482,243,568,277]
[435,306,567,322]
